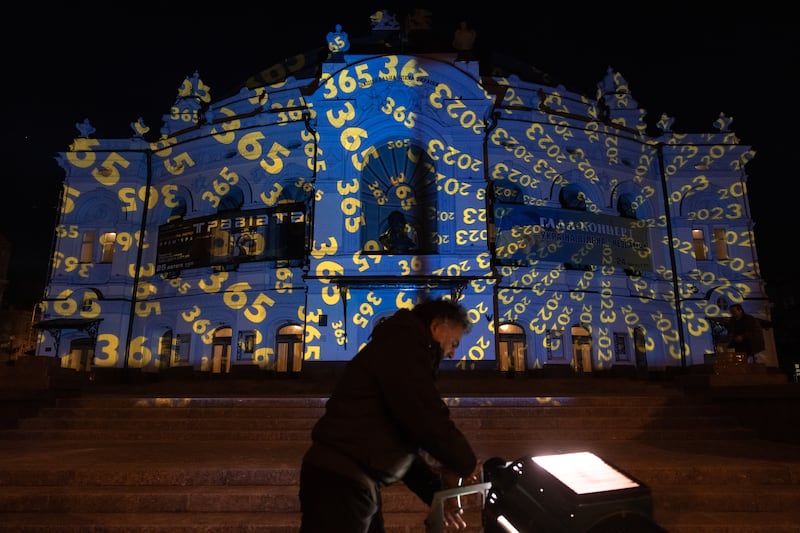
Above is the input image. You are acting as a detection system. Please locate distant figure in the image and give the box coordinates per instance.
[452,21,476,52]
[727,304,766,364]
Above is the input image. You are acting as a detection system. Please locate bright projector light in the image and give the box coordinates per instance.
[481,452,666,533]
[532,451,640,494]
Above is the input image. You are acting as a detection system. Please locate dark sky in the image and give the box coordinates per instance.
[4,5,796,308]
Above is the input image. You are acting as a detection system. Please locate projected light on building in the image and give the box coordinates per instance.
[34,9,770,378]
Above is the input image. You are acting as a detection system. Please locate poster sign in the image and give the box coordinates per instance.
[495,204,653,271]
[156,203,305,273]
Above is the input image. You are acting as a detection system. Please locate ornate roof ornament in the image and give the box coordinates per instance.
[75,118,95,138]
[131,117,149,138]
[370,10,399,32]
[657,113,675,133]
[714,112,733,132]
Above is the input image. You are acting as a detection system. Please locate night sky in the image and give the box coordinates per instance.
[4,5,795,308]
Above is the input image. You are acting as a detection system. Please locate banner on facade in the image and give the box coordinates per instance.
[155,203,305,274]
[494,204,653,271]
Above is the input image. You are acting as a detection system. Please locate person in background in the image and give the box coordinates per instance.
[727,303,766,364]
[299,297,482,532]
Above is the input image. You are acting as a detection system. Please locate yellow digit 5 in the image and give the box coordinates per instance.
[244,293,275,323]
[92,152,130,186]
[260,142,290,174]
[66,138,100,168]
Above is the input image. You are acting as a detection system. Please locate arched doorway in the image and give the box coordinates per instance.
[67,337,94,372]
[498,323,527,373]
[571,324,592,373]
[158,329,173,371]
[210,327,232,373]
[276,324,303,373]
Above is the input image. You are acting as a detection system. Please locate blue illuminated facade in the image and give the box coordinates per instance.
[34,10,775,377]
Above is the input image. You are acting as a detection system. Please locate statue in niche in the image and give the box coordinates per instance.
[379,210,416,253]
[326,24,350,54]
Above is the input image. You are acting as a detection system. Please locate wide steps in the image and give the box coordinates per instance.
[0,477,798,533]
[34,401,726,418]
[2,395,752,442]
[1,511,797,533]
[0,390,798,532]
[0,426,757,442]
[2,482,798,514]
[15,413,741,431]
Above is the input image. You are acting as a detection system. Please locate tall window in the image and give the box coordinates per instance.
[159,330,172,369]
[238,330,256,360]
[80,231,95,263]
[546,329,565,360]
[100,232,116,263]
[712,228,728,260]
[81,296,93,312]
[614,332,630,361]
[617,192,638,219]
[175,334,191,363]
[692,229,707,260]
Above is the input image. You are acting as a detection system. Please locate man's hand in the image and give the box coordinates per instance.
[442,501,467,530]
[440,462,483,531]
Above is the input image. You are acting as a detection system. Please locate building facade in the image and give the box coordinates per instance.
[33,10,775,377]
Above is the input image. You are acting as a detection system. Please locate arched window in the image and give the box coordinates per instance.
[571,324,592,373]
[617,192,638,219]
[360,141,438,254]
[559,184,586,211]
[218,185,245,212]
[168,196,188,222]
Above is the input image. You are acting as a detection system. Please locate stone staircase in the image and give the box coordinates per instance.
[0,384,798,532]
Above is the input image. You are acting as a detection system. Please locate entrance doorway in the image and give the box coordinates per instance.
[210,327,232,373]
[571,325,592,373]
[498,323,526,373]
[276,324,303,373]
[67,338,94,372]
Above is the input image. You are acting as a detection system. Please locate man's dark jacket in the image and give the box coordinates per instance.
[303,308,477,502]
